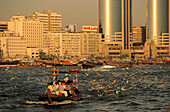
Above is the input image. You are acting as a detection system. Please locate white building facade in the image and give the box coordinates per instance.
[43,32,102,58]
[0,32,27,59]
[29,9,62,33]
[8,16,44,48]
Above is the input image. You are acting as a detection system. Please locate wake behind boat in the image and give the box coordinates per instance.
[26,100,73,106]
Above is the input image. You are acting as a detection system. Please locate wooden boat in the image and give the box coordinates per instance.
[37,66,82,105]
[38,90,83,102]
[81,63,95,69]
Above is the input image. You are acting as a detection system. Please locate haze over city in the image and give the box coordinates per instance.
[0,0,146,30]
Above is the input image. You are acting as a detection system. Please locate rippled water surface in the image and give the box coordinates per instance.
[0,65,170,112]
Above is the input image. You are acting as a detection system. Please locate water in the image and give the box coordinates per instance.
[0,65,170,112]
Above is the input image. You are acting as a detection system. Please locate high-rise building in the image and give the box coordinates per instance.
[121,0,132,49]
[29,9,62,33]
[98,0,121,37]
[98,0,132,58]
[8,16,44,48]
[145,0,170,58]
[146,0,169,40]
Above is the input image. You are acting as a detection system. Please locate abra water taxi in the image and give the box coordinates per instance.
[38,66,82,105]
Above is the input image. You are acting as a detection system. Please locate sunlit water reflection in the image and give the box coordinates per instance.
[0,65,170,112]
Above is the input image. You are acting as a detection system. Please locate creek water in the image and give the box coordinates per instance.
[0,65,170,112]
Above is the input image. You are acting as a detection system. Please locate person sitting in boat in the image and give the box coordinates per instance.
[66,80,77,96]
[52,81,59,95]
[45,82,53,94]
[63,73,69,83]
[73,87,80,94]
[64,81,72,97]
[58,81,68,97]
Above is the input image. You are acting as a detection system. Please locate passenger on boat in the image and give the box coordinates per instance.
[52,81,59,95]
[73,87,80,94]
[45,82,53,94]
[63,74,69,82]
[67,80,77,96]
[64,81,72,97]
[58,81,68,97]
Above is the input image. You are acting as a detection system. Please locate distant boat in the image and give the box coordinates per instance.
[165,59,170,64]
[81,63,95,69]
[46,64,53,67]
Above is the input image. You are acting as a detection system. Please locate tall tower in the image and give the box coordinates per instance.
[98,0,132,49]
[147,0,169,39]
[121,0,132,49]
[98,0,122,37]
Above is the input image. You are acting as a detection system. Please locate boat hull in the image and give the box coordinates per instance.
[38,92,83,102]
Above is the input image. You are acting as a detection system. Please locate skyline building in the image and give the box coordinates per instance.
[98,0,132,58]
[29,9,62,33]
[145,0,170,58]
[132,26,146,44]
[98,0,132,48]
[122,0,132,49]
[0,22,8,32]
[8,16,44,48]
[146,0,169,40]
[43,32,101,57]
[0,32,27,59]
[98,0,122,37]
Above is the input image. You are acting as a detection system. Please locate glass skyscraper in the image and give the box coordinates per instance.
[98,0,132,49]
[98,0,122,36]
[147,0,169,39]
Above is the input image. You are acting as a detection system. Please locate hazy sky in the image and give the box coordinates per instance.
[0,0,146,30]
